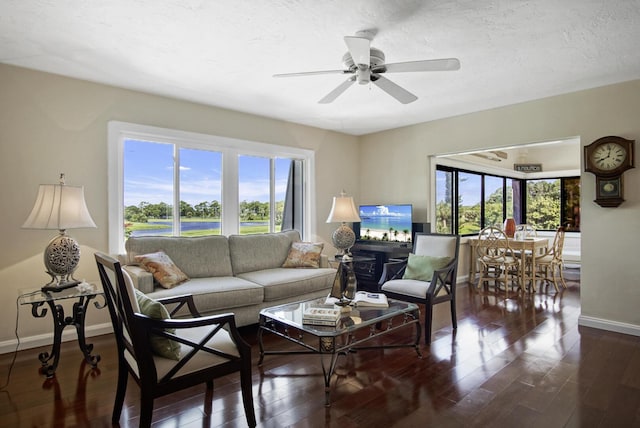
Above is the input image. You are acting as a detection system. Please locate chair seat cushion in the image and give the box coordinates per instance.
[479,255,519,265]
[382,279,442,299]
[125,324,240,379]
[535,255,555,264]
[382,279,452,299]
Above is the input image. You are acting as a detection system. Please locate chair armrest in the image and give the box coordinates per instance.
[378,260,407,286]
[122,265,155,294]
[135,312,250,380]
[136,312,237,330]
[428,259,458,294]
[156,294,201,318]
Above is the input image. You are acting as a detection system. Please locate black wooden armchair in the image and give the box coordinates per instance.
[379,233,460,345]
[94,252,256,427]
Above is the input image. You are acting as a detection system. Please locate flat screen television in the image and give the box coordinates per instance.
[356,204,413,243]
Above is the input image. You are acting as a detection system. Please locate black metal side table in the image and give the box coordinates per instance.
[19,284,105,378]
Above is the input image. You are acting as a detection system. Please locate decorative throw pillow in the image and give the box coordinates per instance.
[134,289,181,360]
[282,242,324,268]
[134,251,189,289]
[402,254,452,282]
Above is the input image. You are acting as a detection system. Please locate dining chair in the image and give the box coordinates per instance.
[94,252,256,428]
[475,226,522,296]
[515,223,537,239]
[378,233,460,345]
[529,226,567,292]
[513,223,541,272]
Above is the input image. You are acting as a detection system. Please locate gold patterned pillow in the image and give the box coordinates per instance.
[282,242,324,268]
[134,251,189,289]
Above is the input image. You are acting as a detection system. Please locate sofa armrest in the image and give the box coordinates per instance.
[122,264,155,294]
[320,254,329,268]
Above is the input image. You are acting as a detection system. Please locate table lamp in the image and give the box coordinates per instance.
[22,174,96,292]
[326,190,361,260]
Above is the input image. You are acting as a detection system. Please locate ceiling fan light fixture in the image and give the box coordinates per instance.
[356,66,371,84]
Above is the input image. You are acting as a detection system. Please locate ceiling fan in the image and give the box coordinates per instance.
[273,32,460,104]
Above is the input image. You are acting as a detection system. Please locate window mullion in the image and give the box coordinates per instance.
[270,158,276,232]
[173,144,181,235]
[222,150,239,235]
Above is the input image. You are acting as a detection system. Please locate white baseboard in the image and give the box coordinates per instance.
[0,323,113,355]
[578,315,640,337]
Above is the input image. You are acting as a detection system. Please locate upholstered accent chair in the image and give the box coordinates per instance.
[95,253,256,427]
[378,233,460,344]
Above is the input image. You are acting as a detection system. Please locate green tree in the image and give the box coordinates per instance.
[180,200,195,217]
[194,201,209,218]
[210,200,221,219]
[527,180,560,230]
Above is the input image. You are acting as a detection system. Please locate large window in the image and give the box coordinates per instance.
[108,122,314,253]
[525,179,561,230]
[435,165,579,235]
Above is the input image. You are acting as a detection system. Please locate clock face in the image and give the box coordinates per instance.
[590,142,627,171]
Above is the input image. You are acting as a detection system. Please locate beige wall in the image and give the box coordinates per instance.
[360,79,640,333]
[2,63,638,351]
[0,64,359,349]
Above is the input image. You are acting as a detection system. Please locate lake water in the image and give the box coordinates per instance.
[131,221,268,236]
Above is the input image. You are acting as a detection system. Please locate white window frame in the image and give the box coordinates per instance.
[108,121,316,254]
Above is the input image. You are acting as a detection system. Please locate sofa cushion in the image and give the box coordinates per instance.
[134,251,190,289]
[237,267,335,302]
[126,235,233,278]
[147,276,264,312]
[228,230,300,275]
[282,242,324,268]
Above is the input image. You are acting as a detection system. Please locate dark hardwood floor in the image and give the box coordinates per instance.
[2,267,640,427]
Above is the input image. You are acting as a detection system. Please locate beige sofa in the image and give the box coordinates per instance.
[120,230,336,326]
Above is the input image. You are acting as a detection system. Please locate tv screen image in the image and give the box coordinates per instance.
[358,204,412,242]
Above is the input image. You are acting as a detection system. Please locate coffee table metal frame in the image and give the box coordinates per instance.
[257,297,422,405]
[18,285,105,378]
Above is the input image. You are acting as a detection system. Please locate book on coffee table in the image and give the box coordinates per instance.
[302,307,341,326]
[352,291,389,308]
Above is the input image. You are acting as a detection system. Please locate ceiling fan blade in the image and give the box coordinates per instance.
[372,74,417,104]
[318,77,356,104]
[344,36,370,66]
[273,69,350,78]
[376,58,461,73]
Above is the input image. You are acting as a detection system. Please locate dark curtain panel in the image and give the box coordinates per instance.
[281,159,304,235]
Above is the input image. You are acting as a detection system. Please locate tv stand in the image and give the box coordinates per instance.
[350,242,411,291]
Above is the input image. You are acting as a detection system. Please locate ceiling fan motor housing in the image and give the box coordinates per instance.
[343,48,385,85]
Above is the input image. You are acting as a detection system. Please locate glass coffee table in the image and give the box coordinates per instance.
[258,297,422,406]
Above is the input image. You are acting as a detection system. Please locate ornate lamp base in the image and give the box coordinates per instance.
[41,232,82,292]
[331,223,356,258]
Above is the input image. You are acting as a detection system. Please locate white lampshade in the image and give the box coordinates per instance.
[326,191,361,224]
[326,191,361,260]
[22,183,96,231]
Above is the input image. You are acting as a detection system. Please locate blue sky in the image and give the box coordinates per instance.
[124,140,289,206]
[436,171,503,206]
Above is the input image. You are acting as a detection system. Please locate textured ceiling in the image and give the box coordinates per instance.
[2,0,640,135]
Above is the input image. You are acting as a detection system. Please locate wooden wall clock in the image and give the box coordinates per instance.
[584,136,635,207]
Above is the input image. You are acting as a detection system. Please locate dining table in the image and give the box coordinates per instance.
[467,236,549,291]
